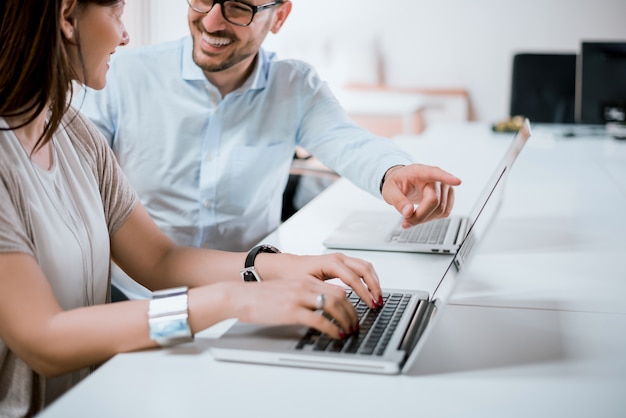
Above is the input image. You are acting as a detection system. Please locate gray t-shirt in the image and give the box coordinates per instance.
[0,108,138,417]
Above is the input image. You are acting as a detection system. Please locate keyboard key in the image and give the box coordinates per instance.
[296,291,408,357]
[387,218,450,245]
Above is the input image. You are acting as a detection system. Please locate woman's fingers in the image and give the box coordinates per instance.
[307,284,359,336]
[257,253,383,309]
[236,279,359,340]
[322,253,382,309]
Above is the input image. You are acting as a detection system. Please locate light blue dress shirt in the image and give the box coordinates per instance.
[77,36,415,298]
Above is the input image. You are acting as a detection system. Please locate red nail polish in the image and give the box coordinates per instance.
[339,331,347,339]
[378,295,384,306]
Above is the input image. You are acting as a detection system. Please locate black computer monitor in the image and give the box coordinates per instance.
[576,41,626,124]
[510,53,577,123]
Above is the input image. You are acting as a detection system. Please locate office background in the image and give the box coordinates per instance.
[122,0,626,123]
[36,2,626,416]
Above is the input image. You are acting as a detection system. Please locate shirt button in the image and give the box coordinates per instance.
[206,153,214,161]
[203,200,211,209]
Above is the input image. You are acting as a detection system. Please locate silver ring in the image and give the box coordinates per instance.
[315,293,326,312]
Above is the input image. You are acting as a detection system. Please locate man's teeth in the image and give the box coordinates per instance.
[203,33,232,47]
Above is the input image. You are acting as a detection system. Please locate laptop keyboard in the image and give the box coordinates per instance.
[387,218,450,244]
[295,290,411,356]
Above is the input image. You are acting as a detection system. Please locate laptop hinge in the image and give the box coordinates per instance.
[454,217,469,245]
[398,300,436,354]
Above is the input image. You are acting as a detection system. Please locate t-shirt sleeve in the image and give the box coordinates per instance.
[0,161,35,256]
[64,108,139,235]
[96,131,139,235]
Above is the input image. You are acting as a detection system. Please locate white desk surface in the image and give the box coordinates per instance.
[40,123,626,418]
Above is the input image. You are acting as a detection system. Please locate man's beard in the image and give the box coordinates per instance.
[192,47,254,73]
[191,29,254,73]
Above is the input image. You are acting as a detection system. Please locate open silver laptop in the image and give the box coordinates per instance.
[322,119,531,254]
[207,121,531,374]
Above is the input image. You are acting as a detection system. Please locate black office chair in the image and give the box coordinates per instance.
[509,53,577,123]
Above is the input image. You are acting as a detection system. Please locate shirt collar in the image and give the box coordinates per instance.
[181,36,271,93]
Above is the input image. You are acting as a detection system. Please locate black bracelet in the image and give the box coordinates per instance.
[240,245,281,282]
[379,165,405,194]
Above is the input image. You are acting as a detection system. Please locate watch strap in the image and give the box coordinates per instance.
[241,245,281,282]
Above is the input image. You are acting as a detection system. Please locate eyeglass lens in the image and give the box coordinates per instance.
[188,0,255,26]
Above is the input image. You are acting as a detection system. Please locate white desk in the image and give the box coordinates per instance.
[40,123,626,418]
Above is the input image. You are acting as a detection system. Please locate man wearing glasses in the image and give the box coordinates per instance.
[78,0,461,300]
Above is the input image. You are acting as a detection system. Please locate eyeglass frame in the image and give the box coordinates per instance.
[186,0,285,27]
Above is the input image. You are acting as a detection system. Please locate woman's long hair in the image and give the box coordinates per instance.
[0,0,121,151]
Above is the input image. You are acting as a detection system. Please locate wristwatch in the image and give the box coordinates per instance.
[240,245,281,282]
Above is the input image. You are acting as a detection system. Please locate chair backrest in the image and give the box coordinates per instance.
[509,53,577,123]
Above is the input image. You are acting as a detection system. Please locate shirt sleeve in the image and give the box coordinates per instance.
[291,63,415,197]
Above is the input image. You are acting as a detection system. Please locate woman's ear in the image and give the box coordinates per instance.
[59,0,78,40]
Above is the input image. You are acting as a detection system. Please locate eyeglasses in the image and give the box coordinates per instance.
[187,0,284,27]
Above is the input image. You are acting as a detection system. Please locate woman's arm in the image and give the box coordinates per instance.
[0,252,156,377]
[110,203,246,290]
[0,252,355,377]
[0,204,377,377]
[111,203,383,307]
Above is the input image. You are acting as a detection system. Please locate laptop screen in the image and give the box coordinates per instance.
[432,119,531,303]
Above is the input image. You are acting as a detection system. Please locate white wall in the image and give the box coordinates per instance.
[123,0,188,47]
[124,0,626,123]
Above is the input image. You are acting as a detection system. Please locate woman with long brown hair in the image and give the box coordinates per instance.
[0,1,380,415]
